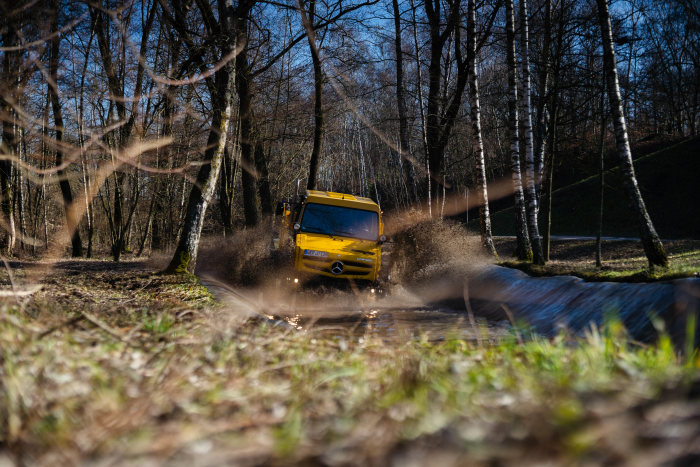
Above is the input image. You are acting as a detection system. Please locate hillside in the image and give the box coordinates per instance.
[487,136,700,239]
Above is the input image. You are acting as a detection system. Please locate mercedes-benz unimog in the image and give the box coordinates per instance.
[277,190,386,285]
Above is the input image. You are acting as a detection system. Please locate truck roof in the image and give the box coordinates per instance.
[305,190,381,213]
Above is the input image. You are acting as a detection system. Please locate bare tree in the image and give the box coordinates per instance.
[237,14,259,227]
[392,0,415,204]
[409,0,430,211]
[519,0,544,264]
[505,0,532,261]
[596,67,606,268]
[424,0,466,208]
[302,0,324,191]
[466,0,496,256]
[534,0,552,189]
[596,0,668,268]
[90,2,155,261]
[166,0,251,272]
[0,7,20,254]
[48,0,82,257]
[540,0,567,261]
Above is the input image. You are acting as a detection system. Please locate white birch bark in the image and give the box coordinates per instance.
[534,0,552,188]
[506,0,532,260]
[467,0,496,256]
[596,0,668,267]
[166,0,241,273]
[519,0,545,264]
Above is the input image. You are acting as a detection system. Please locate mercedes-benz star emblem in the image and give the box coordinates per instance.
[330,261,344,275]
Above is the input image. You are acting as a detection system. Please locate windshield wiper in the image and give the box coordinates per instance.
[301,226,330,235]
[332,230,379,241]
[333,230,356,237]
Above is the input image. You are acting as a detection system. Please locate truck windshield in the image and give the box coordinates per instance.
[300,203,379,241]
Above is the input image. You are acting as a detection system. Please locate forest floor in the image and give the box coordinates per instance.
[1,236,699,465]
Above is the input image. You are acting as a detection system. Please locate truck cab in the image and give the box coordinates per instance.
[280,190,385,283]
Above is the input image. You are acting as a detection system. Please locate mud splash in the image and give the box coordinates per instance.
[201,276,507,342]
[196,219,699,346]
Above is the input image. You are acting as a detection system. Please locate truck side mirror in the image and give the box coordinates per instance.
[378,234,387,244]
[293,223,301,232]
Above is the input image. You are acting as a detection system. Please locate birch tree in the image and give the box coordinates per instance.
[534,0,552,192]
[166,0,249,273]
[466,0,496,256]
[505,0,532,261]
[519,0,544,264]
[595,0,668,268]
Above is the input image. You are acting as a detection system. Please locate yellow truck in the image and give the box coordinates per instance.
[278,190,386,285]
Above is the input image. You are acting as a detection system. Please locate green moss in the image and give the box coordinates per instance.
[164,251,192,274]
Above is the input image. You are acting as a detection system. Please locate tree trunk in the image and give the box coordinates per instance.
[467,0,496,256]
[425,0,444,206]
[165,0,244,273]
[542,0,565,262]
[16,131,26,251]
[166,69,236,273]
[137,193,156,257]
[425,0,465,209]
[393,0,415,204]
[409,0,430,211]
[237,22,259,226]
[596,0,667,268]
[518,0,544,264]
[505,0,532,261]
[111,172,125,261]
[302,0,324,191]
[534,0,552,193]
[542,109,557,262]
[254,140,273,215]
[0,23,17,255]
[596,68,606,268]
[49,0,83,257]
[218,146,237,235]
[76,22,95,257]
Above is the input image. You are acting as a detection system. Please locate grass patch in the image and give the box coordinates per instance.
[500,260,699,282]
[495,238,700,282]
[0,259,698,464]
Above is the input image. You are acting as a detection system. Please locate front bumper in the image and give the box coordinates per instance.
[294,248,379,281]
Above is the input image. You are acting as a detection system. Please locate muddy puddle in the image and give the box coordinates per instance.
[201,277,508,342]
